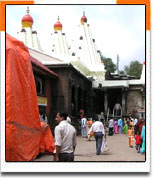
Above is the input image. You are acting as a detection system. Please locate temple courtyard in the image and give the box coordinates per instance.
[34,133,145,162]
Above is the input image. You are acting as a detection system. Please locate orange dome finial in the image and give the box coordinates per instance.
[81,11,87,24]
[22,7,33,28]
[54,16,62,31]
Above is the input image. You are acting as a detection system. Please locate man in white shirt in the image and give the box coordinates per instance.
[54,112,77,162]
[88,116,105,155]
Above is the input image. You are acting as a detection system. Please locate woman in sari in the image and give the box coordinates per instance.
[114,119,118,134]
[123,122,128,134]
[123,118,128,134]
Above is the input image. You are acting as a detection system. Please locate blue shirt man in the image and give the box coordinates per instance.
[118,118,123,134]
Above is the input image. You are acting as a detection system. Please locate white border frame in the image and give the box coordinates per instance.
[0,0,151,172]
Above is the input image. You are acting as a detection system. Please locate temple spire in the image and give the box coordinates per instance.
[83,9,85,16]
[81,10,87,24]
[26,6,30,14]
[117,54,120,74]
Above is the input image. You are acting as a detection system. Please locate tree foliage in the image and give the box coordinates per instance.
[124,61,142,78]
[119,70,125,75]
[101,57,116,73]
[99,51,116,73]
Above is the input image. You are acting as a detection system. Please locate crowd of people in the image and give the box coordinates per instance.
[41,109,145,162]
[78,110,146,157]
[108,116,145,154]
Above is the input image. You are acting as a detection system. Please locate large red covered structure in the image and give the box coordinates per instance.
[6,34,55,161]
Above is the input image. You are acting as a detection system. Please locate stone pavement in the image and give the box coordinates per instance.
[34,133,145,162]
[74,134,145,161]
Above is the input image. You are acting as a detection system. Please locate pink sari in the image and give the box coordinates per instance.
[114,121,118,134]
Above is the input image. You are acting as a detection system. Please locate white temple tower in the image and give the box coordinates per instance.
[17,7,42,52]
[70,11,106,80]
[50,16,70,58]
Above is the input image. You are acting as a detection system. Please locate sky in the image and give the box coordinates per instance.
[6,4,145,70]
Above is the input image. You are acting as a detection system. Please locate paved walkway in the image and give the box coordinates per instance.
[74,134,145,161]
[34,133,145,162]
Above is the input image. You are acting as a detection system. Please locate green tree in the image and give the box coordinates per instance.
[104,58,116,73]
[101,57,116,73]
[124,61,142,78]
[119,70,125,75]
[99,51,116,73]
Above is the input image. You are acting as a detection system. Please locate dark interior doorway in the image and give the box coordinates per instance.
[107,88,122,114]
[94,89,105,114]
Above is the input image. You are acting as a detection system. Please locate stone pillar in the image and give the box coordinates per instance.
[104,89,108,114]
[88,90,94,117]
[68,80,72,115]
[75,85,79,114]
[81,88,84,110]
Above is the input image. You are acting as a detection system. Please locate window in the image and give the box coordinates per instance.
[35,77,43,94]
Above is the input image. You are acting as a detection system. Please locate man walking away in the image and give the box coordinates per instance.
[88,116,105,155]
[54,112,77,162]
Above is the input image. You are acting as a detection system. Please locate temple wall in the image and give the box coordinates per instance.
[127,85,145,115]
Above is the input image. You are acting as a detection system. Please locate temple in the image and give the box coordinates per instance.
[50,16,70,58]
[70,11,106,80]
[10,7,145,127]
[17,7,42,52]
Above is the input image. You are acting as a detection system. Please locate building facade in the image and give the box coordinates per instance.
[30,56,58,128]
[47,63,93,117]
[14,7,145,128]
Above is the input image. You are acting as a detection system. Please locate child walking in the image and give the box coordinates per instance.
[135,131,142,153]
[87,119,93,141]
[127,126,134,148]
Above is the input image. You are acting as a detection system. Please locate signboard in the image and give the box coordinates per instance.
[37,96,47,106]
